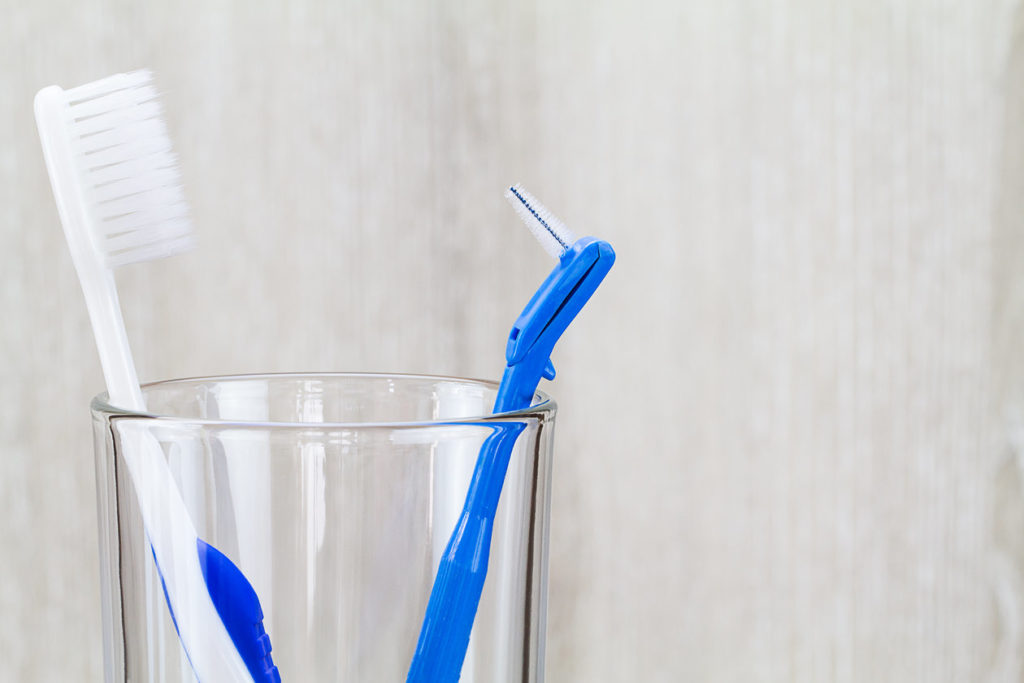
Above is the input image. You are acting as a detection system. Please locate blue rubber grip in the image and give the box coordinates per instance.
[152,541,280,682]
[197,540,282,683]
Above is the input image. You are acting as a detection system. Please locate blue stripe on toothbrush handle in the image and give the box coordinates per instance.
[406,421,526,683]
[152,544,199,675]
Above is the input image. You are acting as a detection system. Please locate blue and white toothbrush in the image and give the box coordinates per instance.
[35,70,279,683]
[406,185,616,682]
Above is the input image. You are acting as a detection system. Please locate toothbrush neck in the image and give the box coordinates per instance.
[493,359,545,414]
[82,269,145,411]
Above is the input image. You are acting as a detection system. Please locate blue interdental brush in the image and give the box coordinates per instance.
[406,185,616,682]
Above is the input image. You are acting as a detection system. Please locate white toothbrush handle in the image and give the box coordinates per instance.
[118,424,254,681]
[85,285,254,682]
[35,87,254,683]
[86,288,254,681]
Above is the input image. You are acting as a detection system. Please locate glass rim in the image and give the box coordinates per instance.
[90,371,557,429]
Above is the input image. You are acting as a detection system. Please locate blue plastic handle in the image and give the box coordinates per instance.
[405,422,526,682]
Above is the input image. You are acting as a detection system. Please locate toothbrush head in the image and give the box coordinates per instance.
[35,70,194,270]
[505,184,578,260]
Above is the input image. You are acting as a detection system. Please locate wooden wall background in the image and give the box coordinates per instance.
[2,0,1022,680]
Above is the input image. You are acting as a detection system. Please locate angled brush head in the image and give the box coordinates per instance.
[497,184,616,408]
[504,184,578,260]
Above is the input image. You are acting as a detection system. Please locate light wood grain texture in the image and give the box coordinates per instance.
[2,0,1022,680]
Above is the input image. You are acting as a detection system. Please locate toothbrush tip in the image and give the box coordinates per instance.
[503,184,577,260]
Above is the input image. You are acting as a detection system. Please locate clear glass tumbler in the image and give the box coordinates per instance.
[90,373,557,682]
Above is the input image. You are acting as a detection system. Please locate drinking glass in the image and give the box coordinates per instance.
[91,372,556,682]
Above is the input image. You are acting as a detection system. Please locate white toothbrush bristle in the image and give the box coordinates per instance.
[62,70,193,268]
[504,184,577,260]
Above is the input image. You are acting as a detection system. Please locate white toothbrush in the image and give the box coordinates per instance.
[35,70,279,683]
